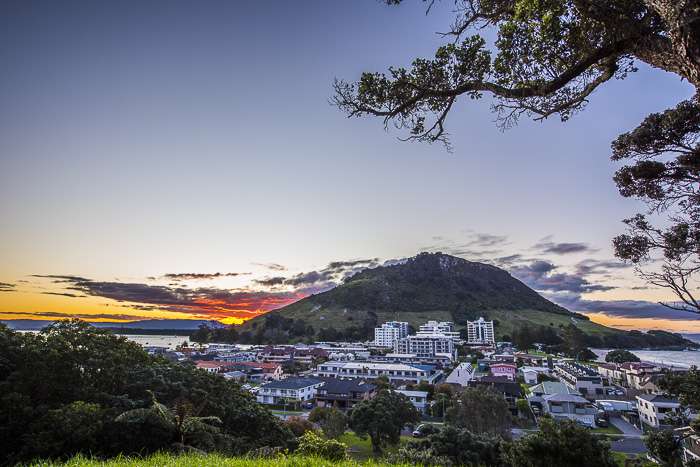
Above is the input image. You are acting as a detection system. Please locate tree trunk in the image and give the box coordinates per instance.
[646,0,700,88]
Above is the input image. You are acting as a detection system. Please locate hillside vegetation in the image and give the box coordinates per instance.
[232,253,695,349]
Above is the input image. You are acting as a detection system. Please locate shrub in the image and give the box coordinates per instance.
[296,431,348,461]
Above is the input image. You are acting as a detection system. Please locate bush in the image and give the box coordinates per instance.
[284,416,314,437]
[296,431,348,461]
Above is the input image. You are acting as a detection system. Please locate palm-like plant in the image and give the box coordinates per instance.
[116,391,222,451]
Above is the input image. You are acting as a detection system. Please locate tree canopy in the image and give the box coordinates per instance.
[605,349,641,363]
[334,0,700,311]
[0,320,294,464]
[504,418,618,467]
[446,387,512,437]
[348,390,420,453]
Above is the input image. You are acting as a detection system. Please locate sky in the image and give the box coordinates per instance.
[1,0,699,332]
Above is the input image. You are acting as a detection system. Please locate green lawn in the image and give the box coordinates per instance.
[31,452,403,467]
[338,432,416,461]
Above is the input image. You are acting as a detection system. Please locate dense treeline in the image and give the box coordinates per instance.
[192,312,379,345]
[0,320,294,465]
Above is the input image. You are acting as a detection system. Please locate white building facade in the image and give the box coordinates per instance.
[417,321,461,342]
[316,361,440,384]
[394,335,456,360]
[374,321,409,347]
[466,317,495,345]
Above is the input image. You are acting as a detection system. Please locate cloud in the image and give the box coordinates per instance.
[0,282,15,292]
[468,233,509,247]
[510,260,616,294]
[421,232,509,260]
[161,272,248,280]
[30,275,305,321]
[254,258,380,293]
[41,292,86,298]
[573,259,632,276]
[533,240,596,255]
[252,263,287,272]
[550,294,700,321]
[31,275,92,283]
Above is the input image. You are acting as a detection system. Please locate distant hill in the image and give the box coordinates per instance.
[1,319,222,331]
[238,252,696,350]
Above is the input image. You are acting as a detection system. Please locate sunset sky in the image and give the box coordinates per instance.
[2,0,699,333]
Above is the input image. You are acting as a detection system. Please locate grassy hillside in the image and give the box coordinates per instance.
[32,453,403,467]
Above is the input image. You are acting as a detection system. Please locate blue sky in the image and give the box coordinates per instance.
[1,0,699,331]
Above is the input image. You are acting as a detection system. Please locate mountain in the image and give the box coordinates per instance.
[240,252,696,349]
[241,253,607,339]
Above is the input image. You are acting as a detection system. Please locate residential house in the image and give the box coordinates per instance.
[490,363,517,381]
[445,362,475,387]
[195,361,222,373]
[256,377,324,405]
[469,376,523,414]
[621,362,665,390]
[258,346,328,364]
[597,363,625,386]
[222,361,283,381]
[636,394,682,429]
[396,390,429,413]
[519,366,551,385]
[677,426,700,464]
[555,361,604,398]
[541,393,598,427]
[315,378,377,410]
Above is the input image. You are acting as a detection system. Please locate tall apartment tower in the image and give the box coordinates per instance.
[466,317,495,345]
[374,321,409,347]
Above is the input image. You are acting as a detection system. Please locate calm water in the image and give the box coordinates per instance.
[592,348,700,369]
[122,334,190,350]
[18,330,190,350]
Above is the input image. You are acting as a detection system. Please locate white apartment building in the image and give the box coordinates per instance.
[374,321,409,347]
[417,320,461,342]
[636,394,682,429]
[394,334,456,360]
[467,317,495,345]
[316,361,440,384]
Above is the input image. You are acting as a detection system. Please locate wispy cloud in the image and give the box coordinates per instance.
[161,272,248,281]
[0,282,15,292]
[252,262,287,272]
[254,258,380,293]
[532,237,597,255]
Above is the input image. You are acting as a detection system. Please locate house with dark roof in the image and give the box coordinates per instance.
[541,393,597,427]
[469,376,523,414]
[315,378,377,410]
[256,377,324,405]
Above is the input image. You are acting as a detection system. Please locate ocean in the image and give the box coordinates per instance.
[592,348,700,369]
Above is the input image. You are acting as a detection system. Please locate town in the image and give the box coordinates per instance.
[142,318,700,464]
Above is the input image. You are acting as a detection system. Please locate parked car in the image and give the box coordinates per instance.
[595,410,609,427]
[412,424,439,438]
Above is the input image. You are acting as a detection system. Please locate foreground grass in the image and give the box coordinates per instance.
[31,452,405,467]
